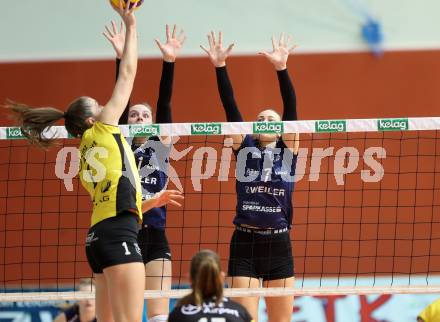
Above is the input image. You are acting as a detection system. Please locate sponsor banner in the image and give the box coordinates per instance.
[129,124,160,137]
[259,294,438,322]
[1,117,440,140]
[377,118,409,131]
[1,293,437,322]
[6,127,25,139]
[315,120,347,133]
[253,122,284,134]
[191,123,222,135]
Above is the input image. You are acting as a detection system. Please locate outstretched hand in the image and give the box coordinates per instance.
[152,189,184,208]
[200,31,234,68]
[103,21,125,59]
[155,24,186,63]
[110,0,137,28]
[259,33,297,71]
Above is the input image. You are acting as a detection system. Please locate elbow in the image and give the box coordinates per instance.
[118,60,137,80]
[118,67,136,84]
[120,66,137,79]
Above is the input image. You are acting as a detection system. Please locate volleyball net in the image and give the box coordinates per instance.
[1,117,440,301]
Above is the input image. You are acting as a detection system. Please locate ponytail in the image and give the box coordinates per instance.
[4,99,64,148]
[5,96,97,148]
[178,250,223,307]
[193,255,223,305]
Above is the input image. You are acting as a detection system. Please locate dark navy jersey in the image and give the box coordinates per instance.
[168,297,253,322]
[132,136,170,230]
[233,135,297,229]
[64,305,97,322]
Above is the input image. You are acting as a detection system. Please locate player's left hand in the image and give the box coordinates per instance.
[152,189,184,208]
[155,24,186,63]
[259,33,297,71]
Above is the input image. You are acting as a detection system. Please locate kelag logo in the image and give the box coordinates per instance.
[129,125,160,137]
[191,123,222,135]
[377,118,409,131]
[6,127,25,139]
[315,120,346,133]
[253,122,284,134]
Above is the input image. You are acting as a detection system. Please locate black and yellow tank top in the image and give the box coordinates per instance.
[79,122,142,226]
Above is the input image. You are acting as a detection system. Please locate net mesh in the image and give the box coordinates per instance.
[1,117,440,301]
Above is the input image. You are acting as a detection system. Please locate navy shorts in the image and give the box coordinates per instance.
[138,226,172,264]
[228,227,294,281]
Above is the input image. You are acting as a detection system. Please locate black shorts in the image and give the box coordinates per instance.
[138,226,172,264]
[85,212,143,274]
[228,227,294,281]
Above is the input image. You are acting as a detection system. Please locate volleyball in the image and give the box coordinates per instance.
[110,0,143,10]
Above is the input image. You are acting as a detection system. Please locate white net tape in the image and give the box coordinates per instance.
[1,117,440,139]
[2,285,440,302]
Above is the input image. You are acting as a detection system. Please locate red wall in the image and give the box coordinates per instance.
[1,51,440,287]
[1,50,440,123]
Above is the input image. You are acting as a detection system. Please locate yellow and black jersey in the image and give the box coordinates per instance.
[79,121,142,227]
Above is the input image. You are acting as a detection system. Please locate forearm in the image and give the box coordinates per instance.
[116,58,130,124]
[101,25,138,124]
[119,25,138,80]
[277,69,297,121]
[156,61,174,124]
[142,197,157,213]
[215,66,243,122]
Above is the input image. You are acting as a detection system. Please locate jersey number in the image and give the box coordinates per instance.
[262,168,272,182]
[122,242,131,255]
[198,318,226,322]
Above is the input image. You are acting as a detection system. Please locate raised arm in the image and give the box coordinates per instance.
[277,68,297,121]
[103,20,131,124]
[154,24,186,124]
[215,66,243,123]
[259,33,299,153]
[201,31,243,149]
[99,1,138,126]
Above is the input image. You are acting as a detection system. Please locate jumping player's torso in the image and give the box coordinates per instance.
[132,136,170,230]
[79,122,142,227]
[169,297,253,322]
[234,135,297,229]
